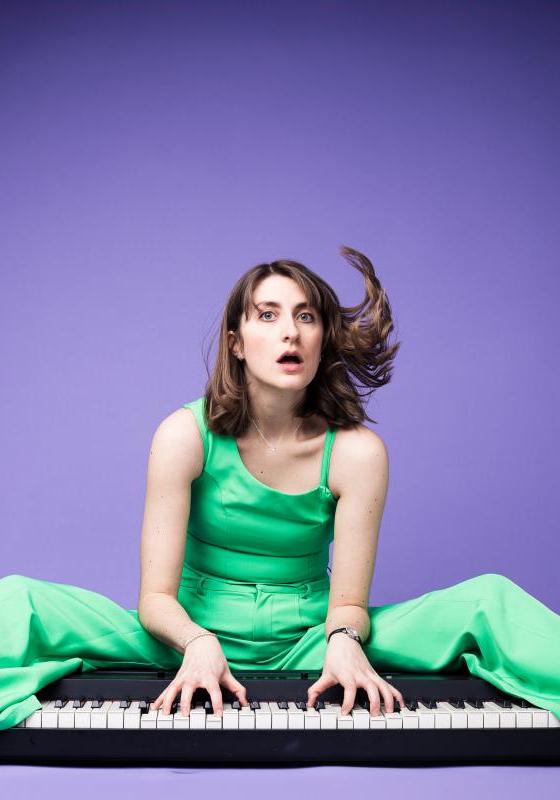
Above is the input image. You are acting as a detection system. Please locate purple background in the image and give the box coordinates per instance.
[1,0,559,791]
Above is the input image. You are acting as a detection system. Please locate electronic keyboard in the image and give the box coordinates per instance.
[2,669,559,765]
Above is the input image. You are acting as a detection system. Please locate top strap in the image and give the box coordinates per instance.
[319,427,336,490]
[182,397,209,466]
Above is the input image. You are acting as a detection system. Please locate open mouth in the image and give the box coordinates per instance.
[276,354,303,365]
[277,356,304,372]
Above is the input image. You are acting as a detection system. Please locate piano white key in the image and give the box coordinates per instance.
[338,715,353,729]
[140,704,158,729]
[415,702,435,729]
[41,700,59,728]
[383,704,403,729]
[123,701,141,729]
[463,701,484,729]
[510,703,533,728]
[91,700,112,729]
[369,709,387,730]
[156,708,174,729]
[107,700,125,729]
[189,704,207,730]
[397,705,420,729]
[172,708,191,729]
[24,701,48,729]
[523,705,550,729]
[437,701,468,729]
[304,707,320,729]
[351,705,370,730]
[287,701,304,729]
[432,702,452,729]
[480,701,501,729]
[254,701,271,730]
[58,700,75,729]
[319,705,338,729]
[222,702,239,730]
[206,712,223,730]
[548,711,560,728]
[238,705,255,729]
[74,700,93,728]
[269,702,288,730]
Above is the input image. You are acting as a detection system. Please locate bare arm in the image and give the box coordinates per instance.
[137,407,207,654]
[325,426,389,644]
[305,427,404,717]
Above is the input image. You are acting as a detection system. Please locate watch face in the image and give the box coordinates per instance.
[346,627,359,636]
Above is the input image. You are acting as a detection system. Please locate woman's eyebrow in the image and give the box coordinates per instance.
[255,301,311,310]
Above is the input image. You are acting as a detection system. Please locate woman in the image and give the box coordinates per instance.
[1,246,559,730]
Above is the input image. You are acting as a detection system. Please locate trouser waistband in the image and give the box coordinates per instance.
[180,565,330,598]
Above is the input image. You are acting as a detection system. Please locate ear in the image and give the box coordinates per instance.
[228,330,243,360]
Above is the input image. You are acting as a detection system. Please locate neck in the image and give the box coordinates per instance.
[246,387,305,439]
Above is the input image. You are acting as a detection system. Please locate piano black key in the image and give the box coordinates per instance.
[467,698,484,709]
[91,699,104,708]
[494,698,513,708]
[278,701,289,710]
[119,699,131,709]
[421,697,438,709]
[250,701,260,711]
[232,700,241,710]
[448,697,465,708]
[295,701,308,711]
[72,698,86,708]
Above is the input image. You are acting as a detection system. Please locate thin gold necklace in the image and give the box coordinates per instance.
[249,415,304,453]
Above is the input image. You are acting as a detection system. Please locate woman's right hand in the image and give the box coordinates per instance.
[150,633,249,717]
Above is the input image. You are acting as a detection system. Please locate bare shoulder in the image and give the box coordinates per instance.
[329,423,389,500]
[148,406,204,484]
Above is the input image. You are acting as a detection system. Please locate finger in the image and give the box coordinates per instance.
[376,680,396,714]
[179,685,194,716]
[307,674,334,708]
[392,686,406,710]
[162,684,179,716]
[224,674,249,707]
[341,683,357,716]
[208,684,224,717]
[151,687,169,710]
[366,681,381,717]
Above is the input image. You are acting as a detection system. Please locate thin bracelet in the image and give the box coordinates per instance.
[183,631,218,651]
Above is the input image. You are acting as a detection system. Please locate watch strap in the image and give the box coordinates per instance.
[327,626,362,645]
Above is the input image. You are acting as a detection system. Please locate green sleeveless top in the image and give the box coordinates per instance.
[181,397,338,585]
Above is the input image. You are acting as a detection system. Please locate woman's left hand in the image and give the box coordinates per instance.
[306,635,405,716]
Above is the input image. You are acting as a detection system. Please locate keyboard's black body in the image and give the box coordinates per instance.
[1,669,559,766]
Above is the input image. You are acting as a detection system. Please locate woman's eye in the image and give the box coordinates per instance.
[258,311,315,321]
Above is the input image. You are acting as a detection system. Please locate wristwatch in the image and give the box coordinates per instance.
[327,626,362,645]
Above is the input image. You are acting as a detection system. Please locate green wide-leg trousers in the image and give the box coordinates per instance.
[0,571,558,729]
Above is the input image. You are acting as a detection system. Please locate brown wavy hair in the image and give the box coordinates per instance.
[200,245,401,436]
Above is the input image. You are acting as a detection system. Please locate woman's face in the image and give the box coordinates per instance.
[228,274,324,392]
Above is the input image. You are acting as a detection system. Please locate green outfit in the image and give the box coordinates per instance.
[1,396,559,730]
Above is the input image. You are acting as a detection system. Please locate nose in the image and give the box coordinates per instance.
[281,315,300,340]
